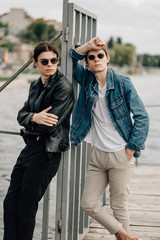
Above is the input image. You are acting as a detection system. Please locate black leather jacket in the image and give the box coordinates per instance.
[17,70,75,153]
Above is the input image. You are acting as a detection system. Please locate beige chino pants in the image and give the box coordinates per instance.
[81,146,134,235]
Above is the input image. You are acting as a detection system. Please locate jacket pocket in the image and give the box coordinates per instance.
[110,96,128,120]
[45,125,69,153]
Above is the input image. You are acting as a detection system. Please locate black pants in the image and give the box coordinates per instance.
[3,137,61,240]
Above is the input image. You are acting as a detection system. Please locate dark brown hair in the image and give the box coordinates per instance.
[33,41,59,62]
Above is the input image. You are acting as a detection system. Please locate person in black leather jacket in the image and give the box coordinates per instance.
[3,41,74,240]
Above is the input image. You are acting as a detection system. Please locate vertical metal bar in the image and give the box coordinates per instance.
[67,146,76,240]
[41,185,50,240]
[67,5,81,240]
[81,14,87,44]
[73,145,82,240]
[75,10,81,44]
[67,4,75,239]
[72,9,82,240]
[61,0,69,74]
[61,151,71,240]
[78,13,87,235]
[92,18,97,37]
[84,144,91,228]
[66,6,77,239]
[79,142,87,234]
[55,152,71,240]
[55,156,63,240]
[55,1,70,240]
[86,16,92,41]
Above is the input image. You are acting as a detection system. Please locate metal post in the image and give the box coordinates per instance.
[55,2,97,240]
[42,185,50,240]
[55,2,70,239]
[61,0,69,75]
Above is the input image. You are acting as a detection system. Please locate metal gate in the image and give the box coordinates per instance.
[54,2,97,240]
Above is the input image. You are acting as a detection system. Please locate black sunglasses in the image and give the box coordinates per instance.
[39,58,58,65]
[88,53,105,61]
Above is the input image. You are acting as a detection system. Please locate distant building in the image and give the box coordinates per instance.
[13,44,33,64]
[0,8,62,65]
[32,18,62,31]
[0,8,62,33]
[0,28,6,40]
[45,19,62,31]
[0,8,32,33]
[0,47,8,64]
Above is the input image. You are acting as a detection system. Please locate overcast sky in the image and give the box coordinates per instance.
[0,0,160,54]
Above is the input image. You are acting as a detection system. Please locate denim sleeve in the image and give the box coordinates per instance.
[124,77,149,150]
[69,48,90,86]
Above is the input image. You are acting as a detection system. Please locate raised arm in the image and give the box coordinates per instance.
[75,37,107,54]
[70,37,107,86]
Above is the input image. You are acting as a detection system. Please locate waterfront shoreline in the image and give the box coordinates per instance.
[1,66,160,90]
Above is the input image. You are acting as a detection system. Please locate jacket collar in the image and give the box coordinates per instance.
[32,69,60,89]
[90,67,114,94]
[106,68,114,90]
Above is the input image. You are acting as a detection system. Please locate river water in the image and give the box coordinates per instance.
[130,70,160,166]
[0,71,160,238]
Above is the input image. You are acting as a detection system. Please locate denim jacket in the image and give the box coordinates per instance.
[69,48,149,158]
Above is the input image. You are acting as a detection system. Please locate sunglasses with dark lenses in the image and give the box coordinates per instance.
[88,53,105,61]
[39,58,58,65]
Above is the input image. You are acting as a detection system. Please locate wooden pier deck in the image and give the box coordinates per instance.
[83,166,160,240]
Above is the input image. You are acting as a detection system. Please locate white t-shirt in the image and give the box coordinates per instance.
[85,84,126,152]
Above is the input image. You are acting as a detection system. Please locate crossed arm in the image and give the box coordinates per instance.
[17,83,74,135]
[31,106,58,127]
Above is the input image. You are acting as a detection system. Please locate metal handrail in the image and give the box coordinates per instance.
[0,31,62,92]
[0,130,20,135]
[145,104,160,107]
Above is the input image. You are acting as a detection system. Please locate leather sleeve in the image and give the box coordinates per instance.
[17,83,34,127]
[26,81,75,135]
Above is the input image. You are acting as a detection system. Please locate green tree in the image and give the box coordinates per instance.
[110,43,136,67]
[0,21,8,28]
[19,20,61,53]
[22,20,48,43]
[0,42,13,51]
[107,36,114,49]
[157,56,160,67]
[117,37,122,45]
[142,54,150,67]
[137,54,160,67]
[21,20,60,44]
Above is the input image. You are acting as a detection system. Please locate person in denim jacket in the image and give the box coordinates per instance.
[70,37,149,240]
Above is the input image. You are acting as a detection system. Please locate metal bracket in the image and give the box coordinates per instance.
[64,26,69,42]
[58,218,63,233]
